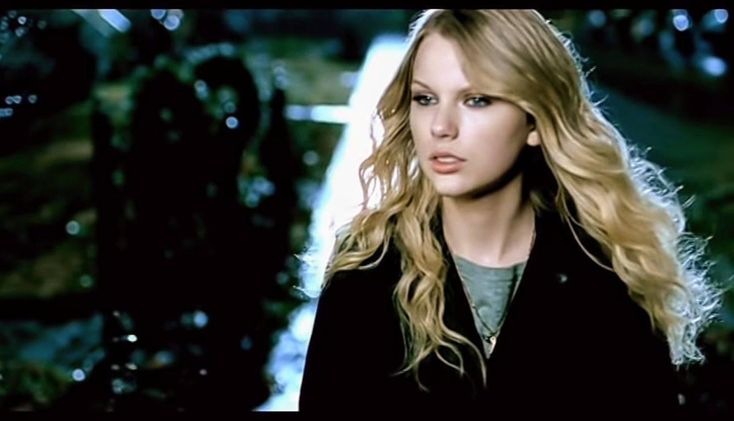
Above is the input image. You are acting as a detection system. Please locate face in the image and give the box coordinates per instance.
[409,32,539,200]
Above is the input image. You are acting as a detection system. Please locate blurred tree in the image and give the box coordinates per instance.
[54,45,299,411]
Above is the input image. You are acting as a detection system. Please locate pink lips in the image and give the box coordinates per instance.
[430,152,465,174]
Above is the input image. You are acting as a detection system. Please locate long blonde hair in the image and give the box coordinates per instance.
[323,10,721,388]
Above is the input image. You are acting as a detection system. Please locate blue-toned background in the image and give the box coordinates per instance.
[0,9,732,414]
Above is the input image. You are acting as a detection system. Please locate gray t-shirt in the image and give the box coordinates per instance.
[453,255,527,358]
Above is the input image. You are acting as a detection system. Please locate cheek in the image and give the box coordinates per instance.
[408,112,421,135]
[465,127,522,166]
[471,118,525,149]
[409,116,428,152]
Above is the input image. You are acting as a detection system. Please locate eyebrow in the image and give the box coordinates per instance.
[411,79,432,89]
[410,79,476,94]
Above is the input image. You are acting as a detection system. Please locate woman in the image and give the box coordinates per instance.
[299,10,720,415]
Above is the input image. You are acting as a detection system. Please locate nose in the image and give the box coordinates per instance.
[430,106,458,139]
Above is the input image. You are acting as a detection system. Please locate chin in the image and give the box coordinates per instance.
[432,182,472,198]
[432,178,501,200]
[438,190,473,199]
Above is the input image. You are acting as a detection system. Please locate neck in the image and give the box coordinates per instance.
[441,176,535,268]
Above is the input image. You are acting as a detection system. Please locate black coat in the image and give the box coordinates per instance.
[299,208,681,415]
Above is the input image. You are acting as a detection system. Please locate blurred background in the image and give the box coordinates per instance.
[0,8,732,414]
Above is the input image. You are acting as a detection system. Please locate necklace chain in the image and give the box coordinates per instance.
[452,221,536,358]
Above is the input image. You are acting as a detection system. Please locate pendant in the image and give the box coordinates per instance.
[484,335,497,354]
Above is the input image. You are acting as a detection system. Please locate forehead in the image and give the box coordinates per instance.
[412,33,471,85]
[411,31,516,100]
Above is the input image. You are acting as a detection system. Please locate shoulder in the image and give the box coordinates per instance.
[320,238,403,301]
[540,210,627,296]
[541,211,664,335]
[308,239,404,350]
[550,223,677,388]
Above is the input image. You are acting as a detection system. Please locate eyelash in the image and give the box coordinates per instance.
[411,94,434,106]
[411,94,492,107]
[467,96,492,107]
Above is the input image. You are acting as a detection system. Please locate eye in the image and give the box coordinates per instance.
[411,94,435,106]
[466,96,492,107]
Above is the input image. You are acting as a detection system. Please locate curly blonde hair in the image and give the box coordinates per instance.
[322,9,721,389]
